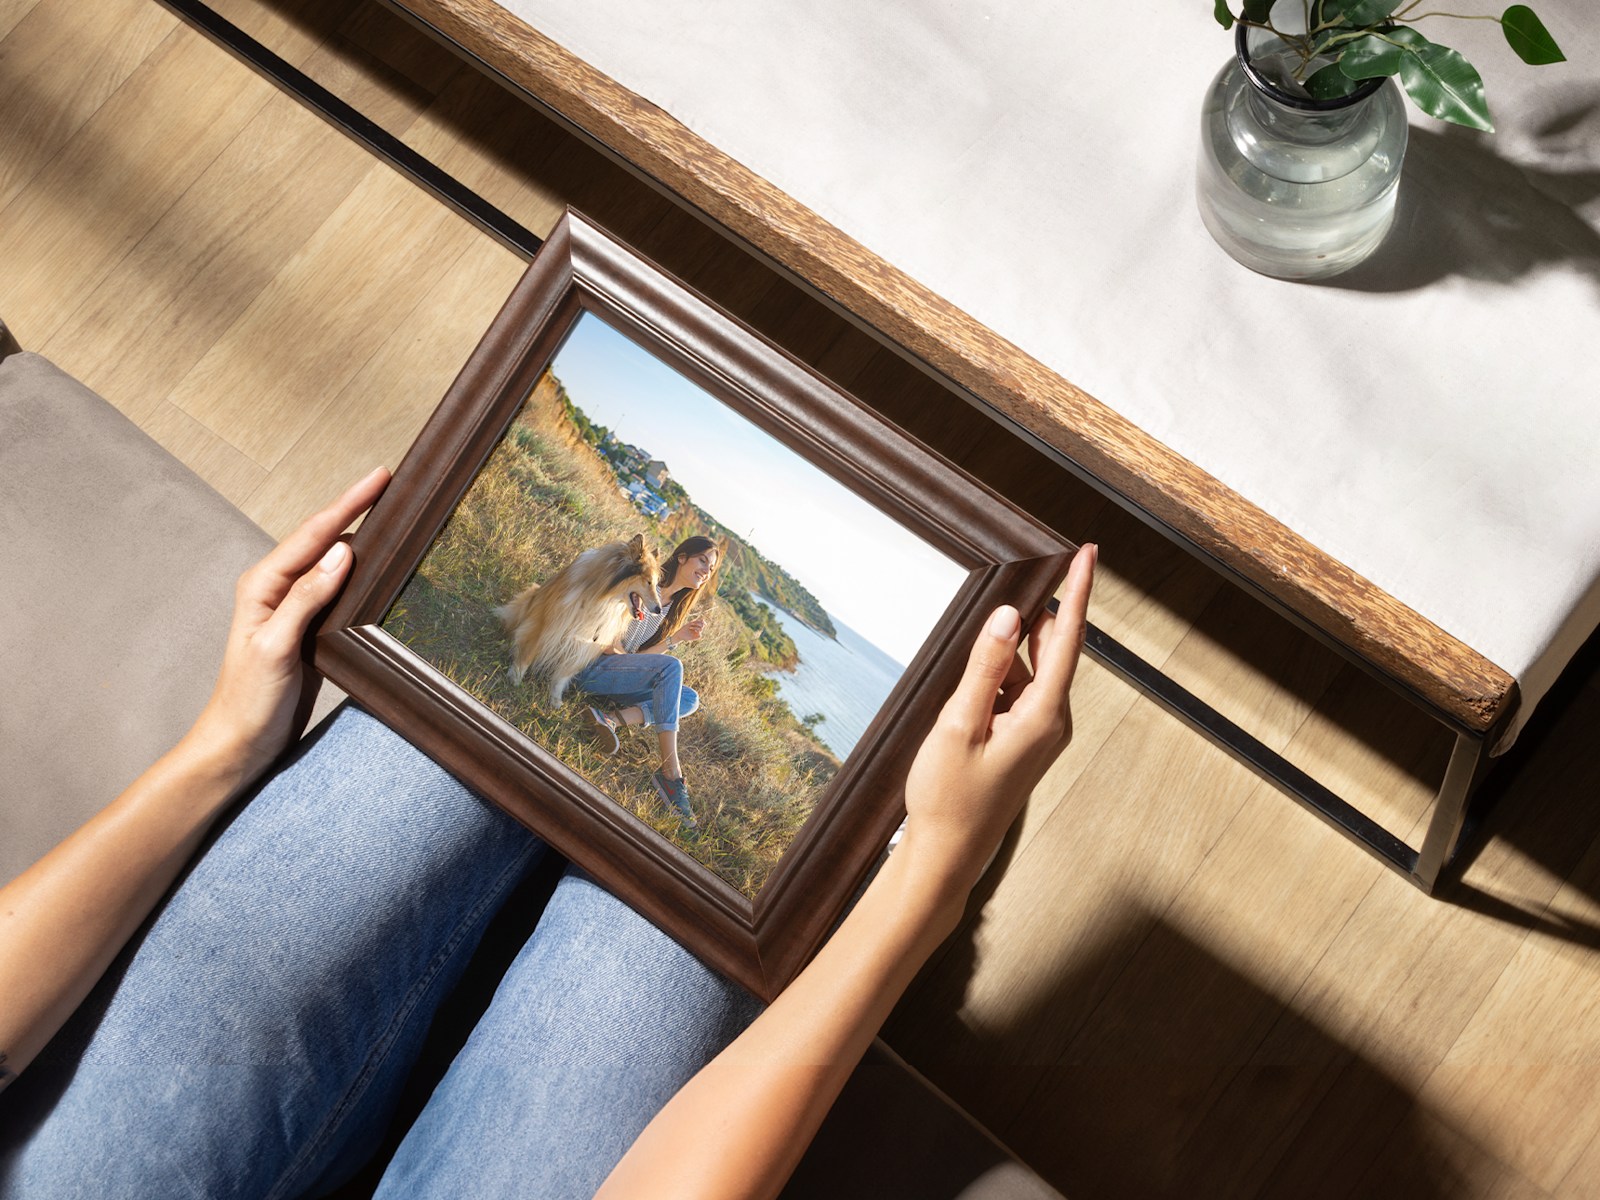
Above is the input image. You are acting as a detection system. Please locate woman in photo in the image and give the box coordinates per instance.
[575,534,721,827]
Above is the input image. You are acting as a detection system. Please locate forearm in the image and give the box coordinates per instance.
[0,723,247,1083]
[598,833,967,1200]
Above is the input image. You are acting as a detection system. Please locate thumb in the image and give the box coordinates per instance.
[941,606,1022,741]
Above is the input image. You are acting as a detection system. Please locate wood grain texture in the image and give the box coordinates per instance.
[0,0,175,218]
[167,151,474,467]
[138,400,270,507]
[38,74,397,420]
[0,0,42,42]
[389,0,1518,737]
[0,30,288,348]
[240,237,526,537]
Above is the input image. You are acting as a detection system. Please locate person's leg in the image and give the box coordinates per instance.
[0,706,544,1200]
[605,682,697,731]
[374,868,762,1200]
[576,655,694,821]
[676,683,699,721]
[574,653,685,735]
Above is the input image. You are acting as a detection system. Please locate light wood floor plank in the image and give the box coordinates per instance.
[1557,1122,1600,1197]
[336,1,465,98]
[1237,673,1600,1198]
[166,165,474,467]
[1415,713,1600,1192]
[204,0,347,65]
[240,238,526,536]
[1357,1103,1557,1199]
[39,25,450,423]
[976,576,1409,1194]
[0,0,41,43]
[886,698,1261,1129]
[166,61,590,470]
[0,0,175,235]
[0,28,286,350]
[139,399,270,506]
[1078,503,1225,670]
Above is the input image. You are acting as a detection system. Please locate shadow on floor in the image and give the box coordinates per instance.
[888,908,1490,1199]
[1439,618,1600,946]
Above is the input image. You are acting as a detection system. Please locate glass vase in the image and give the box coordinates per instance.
[1197,16,1408,280]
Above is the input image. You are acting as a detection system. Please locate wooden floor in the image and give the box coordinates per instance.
[7,1,1600,1195]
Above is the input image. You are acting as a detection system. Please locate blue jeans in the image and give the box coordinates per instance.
[574,653,697,732]
[0,707,758,1198]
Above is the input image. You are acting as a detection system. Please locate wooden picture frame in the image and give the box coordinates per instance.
[314,210,1074,999]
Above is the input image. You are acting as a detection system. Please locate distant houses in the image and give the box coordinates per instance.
[595,432,674,519]
[619,478,670,519]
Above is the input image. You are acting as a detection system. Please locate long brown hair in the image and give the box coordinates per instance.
[639,535,723,650]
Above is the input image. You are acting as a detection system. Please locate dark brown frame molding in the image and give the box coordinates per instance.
[314,210,1075,998]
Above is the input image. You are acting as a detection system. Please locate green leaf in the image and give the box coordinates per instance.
[1387,27,1495,131]
[1501,5,1565,64]
[1338,0,1404,25]
[1242,0,1273,22]
[1213,0,1235,30]
[1339,32,1405,78]
[1306,62,1364,98]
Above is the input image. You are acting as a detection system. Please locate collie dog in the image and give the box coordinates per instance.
[496,533,663,703]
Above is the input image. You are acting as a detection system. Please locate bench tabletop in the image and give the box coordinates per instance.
[397,0,1600,742]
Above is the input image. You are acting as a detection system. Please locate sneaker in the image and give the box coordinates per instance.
[652,770,696,830]
[588,706,620,755]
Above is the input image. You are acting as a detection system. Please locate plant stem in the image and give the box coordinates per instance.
[1400,11,1504,21]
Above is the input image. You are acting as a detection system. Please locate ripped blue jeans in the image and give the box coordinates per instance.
[573,652,698,732]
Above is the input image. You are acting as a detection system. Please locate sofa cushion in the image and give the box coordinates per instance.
[0,352,273,883]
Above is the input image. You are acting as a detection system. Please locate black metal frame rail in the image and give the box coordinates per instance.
[157,0,1494,893]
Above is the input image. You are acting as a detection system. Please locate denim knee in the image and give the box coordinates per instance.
[652,656,683,690]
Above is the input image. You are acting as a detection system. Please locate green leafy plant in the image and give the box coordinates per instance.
[1212,1,1565,130]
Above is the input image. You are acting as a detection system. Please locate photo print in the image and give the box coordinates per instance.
[381,312,968,896]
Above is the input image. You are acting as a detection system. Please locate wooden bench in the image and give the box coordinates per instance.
[326,0,1596,893]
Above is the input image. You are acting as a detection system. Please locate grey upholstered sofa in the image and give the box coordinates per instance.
[0,317,1061,1199]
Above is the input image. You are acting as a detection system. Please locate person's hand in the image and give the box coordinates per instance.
[678,617,707,642]
[899,543,1097,895]
[189,468,390,789]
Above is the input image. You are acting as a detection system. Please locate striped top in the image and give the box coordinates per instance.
[620,607,670,653]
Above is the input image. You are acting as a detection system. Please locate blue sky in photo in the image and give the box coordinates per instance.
[545,312,966,665]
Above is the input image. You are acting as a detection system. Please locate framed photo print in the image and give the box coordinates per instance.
[314,210,1075,999]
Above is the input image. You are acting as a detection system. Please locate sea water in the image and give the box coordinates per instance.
[756,597,906,760]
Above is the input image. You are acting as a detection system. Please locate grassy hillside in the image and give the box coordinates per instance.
[382,371,840,896]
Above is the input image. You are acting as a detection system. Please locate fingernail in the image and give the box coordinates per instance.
[319,541,350,573]
[986,605,1021,638]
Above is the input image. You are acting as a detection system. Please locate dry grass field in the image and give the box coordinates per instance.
[384,370,835,895]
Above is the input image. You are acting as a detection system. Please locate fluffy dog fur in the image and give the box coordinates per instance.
[496,533,663,704]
